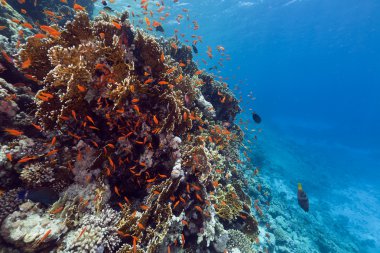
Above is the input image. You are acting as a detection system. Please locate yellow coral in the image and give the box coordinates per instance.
[213,184,243,221]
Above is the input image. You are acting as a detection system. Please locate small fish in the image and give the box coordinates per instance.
[297,183,309,212]
[21,23,33,29]
[155,25,164,32]
[192,45,198,54]
[103,6,114,12]
[112,21,121,29]
[77,226,87,240]
[77,84,86,92]
[145,16,151,26]
[36,229,51,245]
[114,186,121,197]
[34,33,47,39]
[50,206,64,214]
[73,3,85,11]
[40,25,61,37]
[4,128,23,136]
[6,153,12,161]
[153,115,159,124]
[144,78,154,84]
[160,52,165,62]
[137,222,145,229]
[252,112,262,124]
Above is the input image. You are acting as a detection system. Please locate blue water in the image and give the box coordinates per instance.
[103,1,380,252]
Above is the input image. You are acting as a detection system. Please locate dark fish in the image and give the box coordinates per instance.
[102,0,107,6]
[252,112,261,124]
[103,6,114,12]
[192,45,198,54]
[297,183,309,212]
[18,187,59,206]
[155,25,164,33]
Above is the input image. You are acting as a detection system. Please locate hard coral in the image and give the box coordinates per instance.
[213,184,243,221]
[58,207,121,253]
[6,11,259,253]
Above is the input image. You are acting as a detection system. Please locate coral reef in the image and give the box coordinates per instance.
[1,202,67,252]
[0,8,259,253]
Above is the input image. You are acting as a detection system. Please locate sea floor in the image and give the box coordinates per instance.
[245,124,380,253]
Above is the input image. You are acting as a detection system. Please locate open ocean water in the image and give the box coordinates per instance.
[112,0,380,252]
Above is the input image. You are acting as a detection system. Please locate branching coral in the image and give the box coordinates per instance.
[20,162,55,188]
[0,188,22,224]
[226,229,255,253]
[58,207,121,253]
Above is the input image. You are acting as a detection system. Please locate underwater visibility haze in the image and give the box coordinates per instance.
[0,0,379,252]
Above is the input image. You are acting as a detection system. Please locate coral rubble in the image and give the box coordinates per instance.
[0,9,258,253]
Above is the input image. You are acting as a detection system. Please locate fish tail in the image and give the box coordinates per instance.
[298,183,302,191]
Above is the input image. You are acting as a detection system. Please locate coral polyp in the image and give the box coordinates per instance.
[0,7,258,253]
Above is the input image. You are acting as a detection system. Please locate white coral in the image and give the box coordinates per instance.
[59,207,121,253]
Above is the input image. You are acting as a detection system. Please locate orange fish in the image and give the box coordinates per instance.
[144,78,154,84]
[114,186,121,197]
[166,67,176,74]
[73,3,85,11]
[112,21,121,30]
[132,105,140,114]
[46,149,58,156]
[50,206,64,214]
[17,156,37,163]
[160,52,165,62]
[140,205,149,210]
[137,222,145,229]
[21,57,31,69]
[6,153,12,161]
[153,115,159,124]
[145,16,151,26]
[4,128,23,136]
[133,236,137,253]
[77,226,87,240]
[21,23,33,29]
[34,33,47,39]
[117,230,130,237]
[77,84,86,92]
[194,70,203,75]
[1,50,13,63]
[37,229,51,245]
[158,81,168,85]
[40,25,61,37]
[152,21,161,27]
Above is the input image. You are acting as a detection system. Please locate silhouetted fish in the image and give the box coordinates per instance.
[18,187,59,206]
[252,112,261,124]
[192,45,198,54]
[297,183,309,212]
[103,6,114,13]
[155,25,164,33]
[102,0,107,6]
